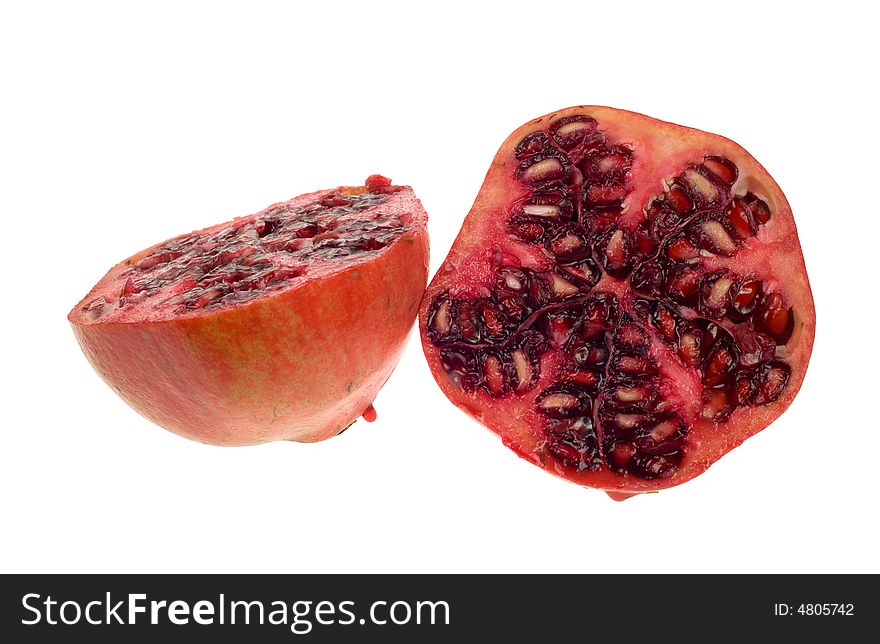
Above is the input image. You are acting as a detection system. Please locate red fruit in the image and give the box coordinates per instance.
[419,107,815,498]
[70,176,428,445]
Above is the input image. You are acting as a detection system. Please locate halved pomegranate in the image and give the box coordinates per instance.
[419,107,815,497]
[70,176,428,445]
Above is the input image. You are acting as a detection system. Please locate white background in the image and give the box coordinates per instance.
[2,0,878,573]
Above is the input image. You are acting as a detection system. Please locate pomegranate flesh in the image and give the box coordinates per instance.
[70,176,429,446]
[419,107,815,497]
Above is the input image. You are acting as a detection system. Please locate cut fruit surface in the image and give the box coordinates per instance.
[419,107,814,496]
[71,176,429,445]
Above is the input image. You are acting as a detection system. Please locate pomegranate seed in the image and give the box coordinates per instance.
[634,228,657,255]
[702,275,734,315]
[541,313,574,350]
[667,265,702,304]
[682,168,721,206]
[83,297,109,320]
[497,268,528,293]
[664,185,694,214]
[649,418,681,442]
[457,301,481,343]
[699,220,737,256]
[732,280,762,318]
[642,454,678,478]
[616,322,648,348]
[560,259,600,286]
[516,132,551,159]
[521,204,561,217]
[478,301,507,341]
[702,156,738,186]
[254,218,281,237]
[727,199,757,239]
[615,386,649,403]
[733,326,776,367]
[585,182,627,205]
[548,440,584,468]
[610,442,636,467]
[595,151,631,174]
[679,331,703,367]
[756,293,794,343]
[440,349,477,392]
[702,388,733,421]
[512,349,535,392]
[551,116,598,150]
[615,355,656,376]
[521,157,565,183]
[546,272,579,298]
[578,344,607,365]
[531,189,566,206]
[587,206,622,232]
[604,229,628,268]
[754,362,790,403]
[483,354,507,396]
[547,229,590,261]
[734,373,755,406]
[537,389,587,418]
[703,340,738,386]
[508,218,546,243]
[745,193,771,224]
[498,294,529,321]
[566,370,600,388]
[630,262,665,297]
[652,305,678,342]
[667,237,700,261]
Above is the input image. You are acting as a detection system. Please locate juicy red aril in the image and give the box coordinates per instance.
[744,193,772,224]
[519,155,568,184]
[752,361,791,404]
[424,113,801,483]
[652,304,678,342]
[537,385,592,419]
[664,185,694,215]
[614,355,656,376]
[731,280,762,320]
[482,353,509,396]
[545,417,601,471]
[755,293,794,343]
[667,236,700,261]
[703,338,738,386]
[702,156,738,186]
[547,227,591,261]
[478,301,508,342]
[666,265,702,305]
[457,301,482,343]
[727,199,757,239]
[550,116,598,151]
[509,217,549,243]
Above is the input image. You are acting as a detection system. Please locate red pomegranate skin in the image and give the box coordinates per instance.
[70,181,429,446]
[419,106,815,496]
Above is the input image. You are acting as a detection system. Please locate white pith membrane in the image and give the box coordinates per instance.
[78,189,411,323]
[427,115,795,481]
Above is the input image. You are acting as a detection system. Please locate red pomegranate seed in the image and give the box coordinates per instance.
[702,156,738,186]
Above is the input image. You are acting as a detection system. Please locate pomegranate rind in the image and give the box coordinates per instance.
[419,106,815,494]
[71,182,429,445]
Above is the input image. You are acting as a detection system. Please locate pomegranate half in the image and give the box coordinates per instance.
[70,176,429,446]
[419,107,815,497]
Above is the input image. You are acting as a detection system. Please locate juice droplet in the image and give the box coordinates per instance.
[605,491,638,502]
[362,404,377,423]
